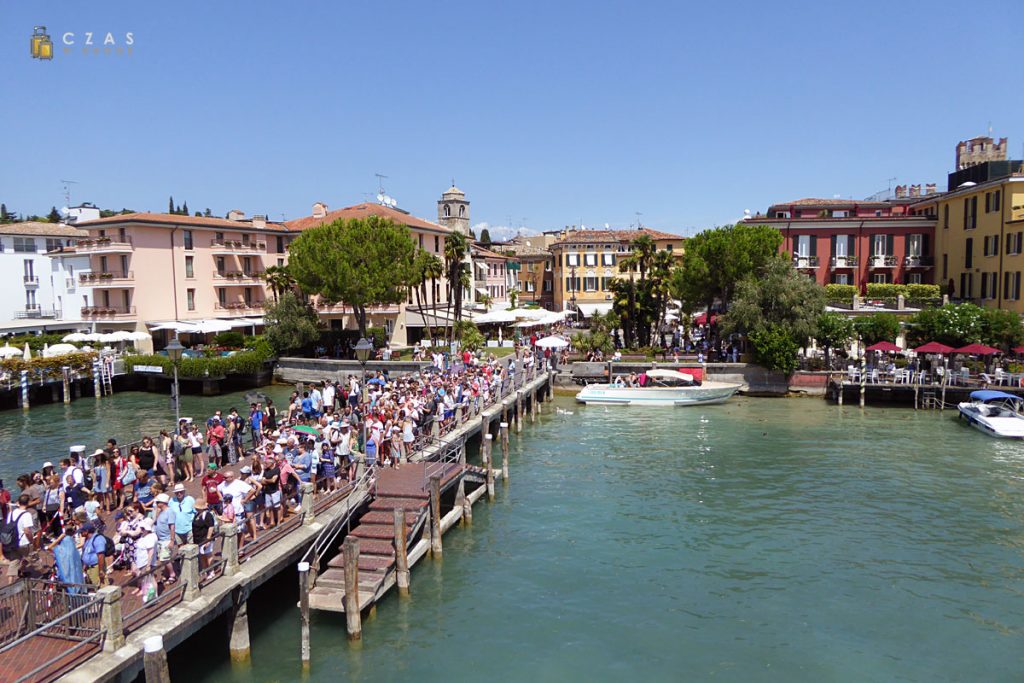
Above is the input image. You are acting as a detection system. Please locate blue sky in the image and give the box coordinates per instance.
[2,0,1022,238]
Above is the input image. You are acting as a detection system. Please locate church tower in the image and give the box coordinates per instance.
[438,184,470,235]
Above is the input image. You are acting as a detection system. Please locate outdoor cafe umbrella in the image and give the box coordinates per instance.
[914,341,955,354]
[62,332,90,343]
[292,425,320,437]
[535,335,569,349]
[866,341,901,352]
[953,343,1001,356]
[0,345,21,358]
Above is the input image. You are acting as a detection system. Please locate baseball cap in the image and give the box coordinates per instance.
[240,466,252,474]
[173,483,186,493]
[155,493,170,504]
[208,463,218,470]
[80,522,96,534]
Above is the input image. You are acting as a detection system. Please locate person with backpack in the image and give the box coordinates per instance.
[2,494,37,585]
[79,521,110,586]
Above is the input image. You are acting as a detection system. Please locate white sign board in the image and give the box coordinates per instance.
[134,365,165,374]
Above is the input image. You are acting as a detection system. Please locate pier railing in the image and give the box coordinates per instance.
[121,563,186,635]
[301,465,378,580]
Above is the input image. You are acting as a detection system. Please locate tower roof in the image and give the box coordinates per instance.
[442,185,465,198]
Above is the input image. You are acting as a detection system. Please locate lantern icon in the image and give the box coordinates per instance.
[31,26,53,60]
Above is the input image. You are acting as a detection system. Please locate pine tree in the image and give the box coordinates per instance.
[182,201,189,216]
[175,204,181,214]
[203,208,212,217]
[47,206,61,223]
[169,196,175,214]
[480,228,492,245]
[0,204,8,222]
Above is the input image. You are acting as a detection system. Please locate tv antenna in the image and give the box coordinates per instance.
[635,211,643,229]
[60,179,78,208]
[374,173,388,194]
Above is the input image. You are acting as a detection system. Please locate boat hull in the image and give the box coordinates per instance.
[957,404,1024,439]
[575,382,741,407]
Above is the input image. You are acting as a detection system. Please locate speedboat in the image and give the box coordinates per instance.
[575,368,741,406]
[957,390,1024,438]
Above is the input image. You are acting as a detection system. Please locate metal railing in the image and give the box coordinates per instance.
[121,561,186,635]
[300,465,378,575]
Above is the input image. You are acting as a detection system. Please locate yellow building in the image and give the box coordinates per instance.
[918,164,1024,311]
[549,227,684,315]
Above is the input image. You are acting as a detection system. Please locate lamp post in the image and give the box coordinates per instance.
[354,337,373,457]
[569,264,577,312]
[165,336,185,425]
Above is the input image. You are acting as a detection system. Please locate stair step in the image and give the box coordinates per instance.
[369,497,429,511]
[361,511,419,526]
[328,552,395,572]
[308,587,377,613]
[340,538,398,557]
[316,568,386,591]
[351,524,398,540]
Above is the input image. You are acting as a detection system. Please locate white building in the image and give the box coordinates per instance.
[0,222,93,335]
[62,203,102,225]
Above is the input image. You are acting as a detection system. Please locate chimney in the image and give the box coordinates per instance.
[312,202,328,219]
[227,209,245,222]
[925,183,937,195]
[252,214,266,229]
[909,184,921,198]
[895,185,907,199]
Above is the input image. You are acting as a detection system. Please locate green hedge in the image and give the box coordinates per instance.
[125,348,271,378]
[864,283,942,299]
[825,284,858,300]
[906,284,941,299]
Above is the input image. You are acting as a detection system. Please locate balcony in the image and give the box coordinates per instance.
[22,274,39,287]
[76,237,134,254]
[904,255,934,268]
[792,255,819,270]
[214,301,265,313]
[829,255,858,268]
[213,270,265,284]
[14,305,59,319]
[210,239,266,255]
[869,255,898,269]
[79,271,134,287]
[81,305,137,319]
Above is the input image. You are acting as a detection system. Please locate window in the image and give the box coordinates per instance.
[1004,273,1012,300]
[216,256,226,275]
[45,238,61,252]
[13,237,36,253]
[458,205,465,217]
[795,235,812,257]
[964,196,978,229]
[565,277,580,292]
[872,273,889,284]
[183,230,193,250]
[185,256,194,278]
[567,253,580,267]
[187,288,195,311]
[985,192,991,213]
[943,204,949,229]
[584,277,598,292]
[981,272,994,300]
[244,288,253,306]
[276,236,285,254]
[25,290,37,308]
[434,236,439,253]
[525,281,535,292]
[774,210,791,218]
[217,288,226,306]
[942,254,948,280]
[443,204,451,217]
[545,259,552,272]
[241,234,250,245]
[601,276,614,290]
[99,255,108,272]
[907,235,923,257]
[584,253,597,267]
[667,244,673,252]
[543,280,552,293]
[872,234,891,257]
[983,235,1000,257]
[243,257,252,275]
[834,210,848,218]
[907,272,922,285]
[277,258,285,267]
[994,190,1002,213]
[832,273,850,285]
[601,253,615,266]
[215,232,224,243]
[965,238,973,269]
[833,235,848,257]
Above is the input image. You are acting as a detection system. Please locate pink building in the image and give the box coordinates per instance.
[471,244,509,304]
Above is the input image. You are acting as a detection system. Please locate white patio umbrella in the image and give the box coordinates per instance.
[475,310,518,324]
[62,332,90,343]
[108,331,135,342]
[536,335,569,349]
[44,343,79,357]
[23,343,32,360]
[130,331,152,341]
[84,333,105,342]
[0,345,22,358]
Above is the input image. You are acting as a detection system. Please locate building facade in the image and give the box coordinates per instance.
[470,245,509,305]
[492,236,555,309]
[745,198,938,289]
[549,227,684,315]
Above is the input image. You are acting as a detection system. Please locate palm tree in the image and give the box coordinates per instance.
[423,253,444,343]
[264,265,296,302]
[479,293,493,312]
[650,250,676,345]
[443,232,468,342]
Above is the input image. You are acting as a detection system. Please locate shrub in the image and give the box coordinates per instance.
[905,284,941,299]
[367,326,388,349]
[825,284,858,301]
[0,352,98,380]
[865,283,907,299]
[125,347,271,378]
[748,325,799,374]
[213,331,244,348]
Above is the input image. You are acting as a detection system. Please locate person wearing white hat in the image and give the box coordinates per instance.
[153,493,177,582]
[169,483,196,545]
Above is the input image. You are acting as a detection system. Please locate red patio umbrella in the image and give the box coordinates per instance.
[693,312,718,325]
[953,343,1001,355]
[1012,346,1024,355]
[914,341,955,354]
[866,341,901,352]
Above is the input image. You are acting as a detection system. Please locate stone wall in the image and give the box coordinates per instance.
[276,357,431,384]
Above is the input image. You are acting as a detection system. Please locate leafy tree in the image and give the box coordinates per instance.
[852,313,900,346]
[263,291,320,354]
[287,215,418,338]
[478,293,493,311]
[508,289,518,308]
[479,228,492,245]
[721,256,825,346]
[458,321,485,351]
[671,223,783,313]
[907,303,985,347]
[168,196,175,214]
[46,206,61,223]
[815,312,854,366]
[749,325,801,374]
[981,308,1024,349]
[204,208,212,217]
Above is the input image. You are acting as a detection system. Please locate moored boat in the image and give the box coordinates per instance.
[957,390,1024,439]
[575,368,741,406]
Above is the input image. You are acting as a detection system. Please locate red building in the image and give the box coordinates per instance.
[744,197,938,289]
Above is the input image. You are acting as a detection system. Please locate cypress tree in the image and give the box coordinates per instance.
[169,196,175,214]
[47,206,61,223]
[182,201,189,216]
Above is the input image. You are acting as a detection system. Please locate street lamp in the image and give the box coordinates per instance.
[354,337,373,456]
[569,264,577,312]
[165,336,185,425]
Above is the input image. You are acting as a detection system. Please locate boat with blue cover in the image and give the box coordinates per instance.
[957,390,1024,438]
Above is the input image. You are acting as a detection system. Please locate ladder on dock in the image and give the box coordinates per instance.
[100,362,114,396]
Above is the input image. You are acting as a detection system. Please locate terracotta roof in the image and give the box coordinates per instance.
[552,227,683,247]
[285,202,450,234]
[471,244,507,259]
[0,221,89,238]
[76,212,290,232]
[491,243,551,257]
[743,215,935,224]
[772,198,889,207]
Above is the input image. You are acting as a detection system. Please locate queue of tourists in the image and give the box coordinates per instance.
[0,346,535,600]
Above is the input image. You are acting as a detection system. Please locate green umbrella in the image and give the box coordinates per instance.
[292,425,320,436]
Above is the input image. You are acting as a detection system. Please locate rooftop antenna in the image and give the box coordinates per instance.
[635,211,642,229]
[886,177,897,192]
[60,179,78,207]
[374,172,388,195]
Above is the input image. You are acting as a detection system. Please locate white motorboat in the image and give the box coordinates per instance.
[575,368,741,406]
[957,390,1024,439]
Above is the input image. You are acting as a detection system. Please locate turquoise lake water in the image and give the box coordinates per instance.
[3,391,1023,681]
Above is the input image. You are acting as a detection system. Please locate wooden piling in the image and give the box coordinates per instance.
[298,561,311,669]
[143,635,171,683]
[859,346,866,408]
[229,592,251,662]
[62,366,71,404]
[530,389,537,423]
[515,391,523,432]
[429,475,443,556]
[499,422,510,482]
[483,434,495,500]
[394,507,410,594]
[342,537,361,640]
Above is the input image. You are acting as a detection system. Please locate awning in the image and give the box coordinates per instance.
[475,287,489,297]
[576,303,613,317]
[475,262,488,273]
[222,317,264,328]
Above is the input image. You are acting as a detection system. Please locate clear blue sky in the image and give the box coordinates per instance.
[2,0,1022,238]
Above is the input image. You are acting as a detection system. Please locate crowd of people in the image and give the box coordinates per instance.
[0,345,538,603]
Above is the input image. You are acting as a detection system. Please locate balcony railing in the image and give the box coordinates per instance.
[79,271,134,285]
[903,255,934,268]
[213,270,265,282]
[76,237,133,253]
[792,255,819,269]
[830,255,858,268]
[14,306,59,319]
[210,240,266,253]
[214,301,265,312]
[869,255,898,268]
[22,274,39,286]
[81,305,136,318]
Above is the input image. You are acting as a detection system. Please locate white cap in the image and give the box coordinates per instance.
[69,445,86,454]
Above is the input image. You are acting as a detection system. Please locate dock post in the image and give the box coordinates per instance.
[859,344,866,408]
[456,475,471,525]
[300,482,316,525]
[393,507,410,594]
[229,589,251,662]
[298,561,311,669]
[940,358,948,411]
[429,475,443,556]
[499,422,510,482]
[530,389,537,423]
[19,370,28,411]
[143,635,171,683]
[515,391,523,432]
[547,370,554,398]
[62,366,71,404]
[98,585,125,652]
[837,374,843,405]
[483,434,495,500]
[92,360,101,398]
[180,544,201,602]
[342,537,362,640]
[221,524,240,577]
[455,406,463,425]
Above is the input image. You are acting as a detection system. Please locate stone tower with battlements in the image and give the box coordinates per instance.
[956,136,1008,170]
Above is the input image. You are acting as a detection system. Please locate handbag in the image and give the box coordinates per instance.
[120,463,137,485]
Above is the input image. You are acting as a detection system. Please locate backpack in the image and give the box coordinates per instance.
[1,511,28,555]
[102,534,115,556]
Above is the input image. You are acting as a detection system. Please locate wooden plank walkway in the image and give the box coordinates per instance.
[309,462,463,613]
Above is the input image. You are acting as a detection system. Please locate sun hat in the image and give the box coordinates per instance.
[42,461,53,468]
[173,483,186,493]
[240,466,252,474]
[155,493,170,504]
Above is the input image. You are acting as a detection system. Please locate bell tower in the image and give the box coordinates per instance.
[438,184,470,235]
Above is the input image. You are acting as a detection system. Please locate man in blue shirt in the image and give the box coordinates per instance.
[79,522,107,586]
[154,493,177,582]
[293,443,313,483]
[249,403,264,447]
[168,483,196,545]
[301,392,314,420]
